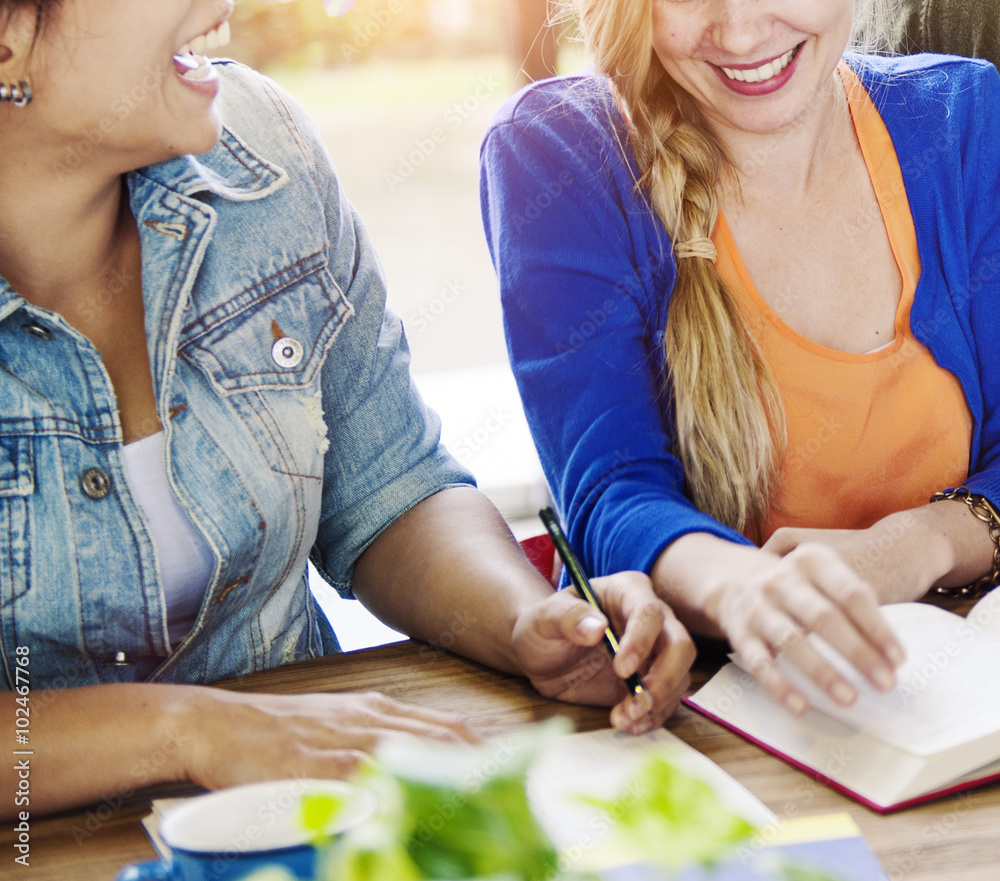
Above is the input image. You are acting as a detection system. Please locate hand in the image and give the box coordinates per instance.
[181,689,479,791]
[509,571,696,736]
[764,504,964,603]
[707,541,905,714]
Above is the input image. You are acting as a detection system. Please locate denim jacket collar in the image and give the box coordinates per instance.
[0,127,289,316]
[133,126,290,202]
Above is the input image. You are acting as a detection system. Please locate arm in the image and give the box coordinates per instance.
[1,683,476,820]
[352,485,695,734]
[259,76,695,735]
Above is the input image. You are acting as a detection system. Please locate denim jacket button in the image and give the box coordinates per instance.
[80,467,113,500]
[271,337,304,369]
[106,651,135,667]
[22,323,52,341]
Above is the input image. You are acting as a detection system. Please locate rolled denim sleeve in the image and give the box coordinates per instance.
[260,78,475,596]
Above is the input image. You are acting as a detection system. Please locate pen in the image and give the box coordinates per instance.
[538,507,651,707]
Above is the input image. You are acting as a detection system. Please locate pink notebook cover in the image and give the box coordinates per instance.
[683,696,1000,814]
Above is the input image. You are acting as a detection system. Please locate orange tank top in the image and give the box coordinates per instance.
[712,64,972,543]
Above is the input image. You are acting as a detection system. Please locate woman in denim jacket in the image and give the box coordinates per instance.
[0,0,695,817]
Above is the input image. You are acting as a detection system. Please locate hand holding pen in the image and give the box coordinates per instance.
[539,507,652,708]
[536,507,695,732]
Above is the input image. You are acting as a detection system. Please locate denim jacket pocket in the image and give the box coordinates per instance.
[179,251,353,394]
[0,436,33,608]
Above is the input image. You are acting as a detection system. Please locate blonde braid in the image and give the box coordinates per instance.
[574,0,785,534]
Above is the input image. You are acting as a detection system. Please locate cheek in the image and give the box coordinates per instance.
[803,0,854,43]
[650,11,699,77]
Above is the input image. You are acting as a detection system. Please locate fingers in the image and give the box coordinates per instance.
[517,571,695,732]
[726,545,904,712]
[609,613,694,736]
[187,689,478,792]
[592,572,696,734]
[338,691,481,746]
[526,585,610,648]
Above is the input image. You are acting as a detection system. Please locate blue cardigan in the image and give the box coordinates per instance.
[480,54,1000,579]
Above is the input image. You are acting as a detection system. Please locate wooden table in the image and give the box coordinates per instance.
[7,636,1000,881]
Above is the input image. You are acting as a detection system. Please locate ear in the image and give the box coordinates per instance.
[0,7,41,72]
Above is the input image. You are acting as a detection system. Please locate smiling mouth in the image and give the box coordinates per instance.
[718,44,802,84]
[173,19,232,81]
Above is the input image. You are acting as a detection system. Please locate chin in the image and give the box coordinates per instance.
[165,118,224,159]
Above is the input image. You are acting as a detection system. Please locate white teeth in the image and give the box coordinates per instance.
[177,19,231,58]
[180,54,212,80]
[721,47,796,84]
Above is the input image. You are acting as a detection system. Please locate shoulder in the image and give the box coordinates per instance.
[848,52,999,122]
[484,72,628,158]
[211,60,330,181]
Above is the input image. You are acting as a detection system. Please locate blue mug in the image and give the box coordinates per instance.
[116,778,377,881]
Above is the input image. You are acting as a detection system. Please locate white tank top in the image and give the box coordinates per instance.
[121,432,215,646]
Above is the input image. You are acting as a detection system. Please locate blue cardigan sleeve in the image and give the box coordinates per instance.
[479,78,750,579]
[959,63,1000,504]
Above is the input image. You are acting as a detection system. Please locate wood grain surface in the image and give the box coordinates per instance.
[6,634,1000,881]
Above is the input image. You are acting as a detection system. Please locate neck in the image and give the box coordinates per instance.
[0,162,135,312]
[713,70,852,202]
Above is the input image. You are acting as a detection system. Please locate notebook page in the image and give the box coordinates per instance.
[768,603,1000,756]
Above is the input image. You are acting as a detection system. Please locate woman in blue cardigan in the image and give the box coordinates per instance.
[482,0,1000,714]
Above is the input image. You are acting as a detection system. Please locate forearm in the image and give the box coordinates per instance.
[650,531,759,638]
[1,683,196,819]
[352,486,555,675]
[867,500,995,596]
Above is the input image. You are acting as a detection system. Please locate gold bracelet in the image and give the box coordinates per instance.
[929,486,1000,598]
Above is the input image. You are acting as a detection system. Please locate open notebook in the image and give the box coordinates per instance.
[687,592,1000,812]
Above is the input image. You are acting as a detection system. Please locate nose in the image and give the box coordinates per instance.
[712,0,774,58]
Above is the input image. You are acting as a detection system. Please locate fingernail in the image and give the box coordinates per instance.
[617,651,638,678]
[785,693,808,715]
[887,645,906,666]
[611,706,628,731]
[629,717,655,736]
[577,615,604,637]
[627,695,650,722]
[873,667,895,691]
[832,681,856,705]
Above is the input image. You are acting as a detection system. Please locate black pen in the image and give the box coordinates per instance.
[539,507,651,707]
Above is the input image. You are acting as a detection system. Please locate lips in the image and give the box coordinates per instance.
[172,18,232,83]
[719,45,798,84]
[711,43,805,97]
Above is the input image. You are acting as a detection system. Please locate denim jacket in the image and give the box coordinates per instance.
[0,62,471,690]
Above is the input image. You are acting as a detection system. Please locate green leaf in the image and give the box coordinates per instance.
[299,792,346,845]
[577,748,757,871]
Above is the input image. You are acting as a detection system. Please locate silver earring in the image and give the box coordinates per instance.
[0,81,32,107]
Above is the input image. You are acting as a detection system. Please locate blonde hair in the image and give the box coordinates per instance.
[572,0,897,535]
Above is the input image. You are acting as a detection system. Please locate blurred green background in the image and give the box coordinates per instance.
[230,0,505,69]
